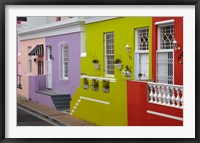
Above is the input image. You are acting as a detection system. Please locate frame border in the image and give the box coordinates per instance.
[1,0,199,142]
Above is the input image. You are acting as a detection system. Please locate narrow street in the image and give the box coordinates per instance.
[17,106,58,126]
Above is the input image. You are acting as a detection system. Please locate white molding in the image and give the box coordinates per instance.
[156,49,174,53]
[18,17,85,40]
[134,50,149,54]
[147,110,183,121]
[80,31,86,56]
[85,16,119,24]
[80,75,116,82]
[80,96,110,105]
[155,19,174,25]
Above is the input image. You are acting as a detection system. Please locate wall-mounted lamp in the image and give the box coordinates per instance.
[34,58,38,62]
[50,54,54,60]
[173,39,180,51]
[125,44,131,52]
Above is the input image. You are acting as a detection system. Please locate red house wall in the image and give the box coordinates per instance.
[127,81,183,126]
[152,17,183,85]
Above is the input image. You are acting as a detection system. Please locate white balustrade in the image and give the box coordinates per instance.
[147,82,183,109]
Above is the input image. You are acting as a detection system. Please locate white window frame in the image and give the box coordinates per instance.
[29,59,32,73]
[156,22,175,84]
[80,31,87,57]
[134,27,149,80]
[28,46,32,73]
[104,32,114,77]
[61,43,69,80]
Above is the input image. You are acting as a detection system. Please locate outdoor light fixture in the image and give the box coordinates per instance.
[173,39,180,51]
[34,58,37,62]
[50,53,54,60]
[125,44,131,52]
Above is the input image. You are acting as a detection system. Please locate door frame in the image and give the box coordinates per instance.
[46,46,53,89]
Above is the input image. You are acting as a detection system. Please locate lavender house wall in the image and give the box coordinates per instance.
[29,75,55,109]
[45,32,81,95]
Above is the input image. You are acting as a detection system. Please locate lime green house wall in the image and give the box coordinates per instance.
[70,17,152,126]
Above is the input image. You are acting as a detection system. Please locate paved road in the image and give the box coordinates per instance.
[17,107,53,126]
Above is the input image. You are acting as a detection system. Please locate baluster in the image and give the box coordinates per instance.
[166,86,171,106]
[171,87,176,107]
[153,85,158,103]
[149,84,154,102]
[157,85,162,104]
[175,87,181,108]
[180,88,183,108]
[162,86,166,105]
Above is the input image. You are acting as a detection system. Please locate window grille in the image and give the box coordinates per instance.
[38,61,44,75]
[61,44,68,79]
[156,52,173,84]
[137,28,149,51]
[104,32,114,76]
[159,25,174,50]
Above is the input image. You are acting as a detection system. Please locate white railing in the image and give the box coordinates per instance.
[148,82,183,109]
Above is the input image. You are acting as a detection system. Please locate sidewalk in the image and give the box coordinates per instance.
[17,94,95,126]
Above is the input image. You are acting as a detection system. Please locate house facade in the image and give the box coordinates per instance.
[128,17,183,126]
[70,17,153,126]
[17,17,85,111]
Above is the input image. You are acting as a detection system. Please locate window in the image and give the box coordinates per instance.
[104,32,114,76]
[136,28,149,51]
[159,25,174,50]
[56,17,61,21]
[156,24,174,84]
[29,59,32,73]
[28,46,32,73]
[134,28,149,80]
[17,17,27,22]
[38,61,43,75]
[60,44,68,79]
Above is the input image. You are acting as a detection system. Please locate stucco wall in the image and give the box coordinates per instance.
[81,17,153,80]
[70,17,152,125]
[17,38,46,98]
[45,33,81,95]
[29,75,55,109]
[152,17,183,85]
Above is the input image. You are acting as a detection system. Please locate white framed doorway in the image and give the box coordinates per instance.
[46,46,53,89]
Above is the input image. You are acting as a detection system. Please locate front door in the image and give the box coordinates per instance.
[46,46,52,89]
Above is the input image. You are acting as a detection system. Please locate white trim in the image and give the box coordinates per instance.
[155,19,174,25]
[105,74,115,78]
[85,16,119,24]
[18,17,85,40]
[156,49,174,53]
[134,50,149,54]
[147,110,183,121]
[80,31,86,56]
[80,75,116,82]
[80,96,110,105]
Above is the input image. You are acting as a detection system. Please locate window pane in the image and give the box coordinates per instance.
[137,28,149,51]
[104,32,114,75]
[159,25,174,50]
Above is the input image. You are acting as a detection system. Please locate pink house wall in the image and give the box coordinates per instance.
[17,38,46,98]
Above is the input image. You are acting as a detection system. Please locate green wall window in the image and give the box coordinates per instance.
[104,32,114,76]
